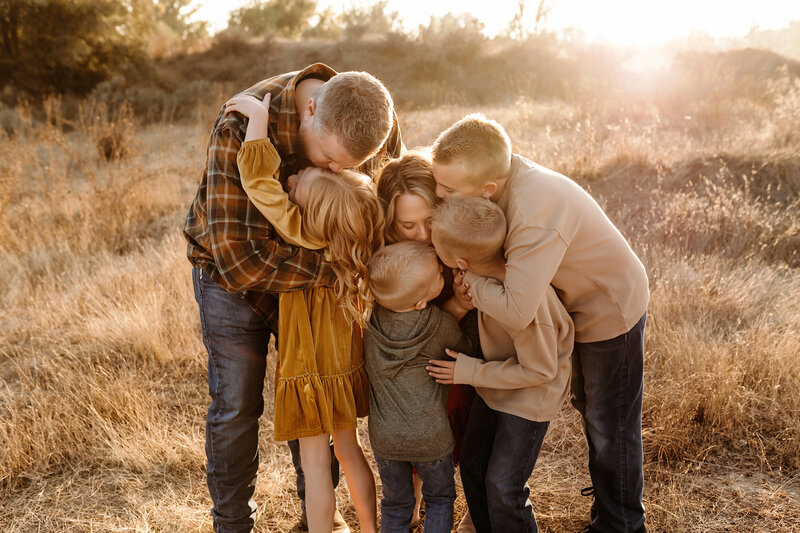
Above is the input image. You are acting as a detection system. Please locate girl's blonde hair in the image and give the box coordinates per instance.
[375,151,439,244]
[303,169,385,324]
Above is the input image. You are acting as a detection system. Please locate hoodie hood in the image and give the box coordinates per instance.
[365,305,442,378]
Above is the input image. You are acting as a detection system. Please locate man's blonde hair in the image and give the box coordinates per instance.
[303,169,385,324]
[431,113,512,186]
[375,151,439,244]
[368,241,439,312]
[313,71,394,161]
[431,197,507,265]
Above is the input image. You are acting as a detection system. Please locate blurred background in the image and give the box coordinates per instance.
[1,1,798,532]
[1,0,799,124]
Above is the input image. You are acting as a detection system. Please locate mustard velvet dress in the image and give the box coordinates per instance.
[237,139,369,441]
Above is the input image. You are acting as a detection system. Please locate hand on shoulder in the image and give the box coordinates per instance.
[225,93,272,142]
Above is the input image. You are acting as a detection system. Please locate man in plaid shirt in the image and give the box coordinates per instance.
[184,63,402,533]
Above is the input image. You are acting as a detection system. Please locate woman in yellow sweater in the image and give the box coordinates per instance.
[224,93,384,533]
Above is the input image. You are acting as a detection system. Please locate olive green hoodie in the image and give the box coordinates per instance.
[364,305,479,462]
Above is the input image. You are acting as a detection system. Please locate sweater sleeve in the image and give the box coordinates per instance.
[452,309,481,358]
[238,138,326,250]
[465,225,567,332]
[426,308,481,361]
[453,320,560,389]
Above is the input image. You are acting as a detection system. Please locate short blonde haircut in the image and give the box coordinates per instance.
[431,113,512,186]
[313,71,394,161]
[431,196,507,265]
[375,151,439,244]
[304,169,385,324]
[368,241,439,312]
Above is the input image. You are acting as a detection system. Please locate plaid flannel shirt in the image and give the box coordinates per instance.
[184,63,403,329]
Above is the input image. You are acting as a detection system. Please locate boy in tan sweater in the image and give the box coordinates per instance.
[429,114,649,533]
[426,196,574,533]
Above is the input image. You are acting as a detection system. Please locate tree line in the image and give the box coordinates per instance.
[0,0,556,98]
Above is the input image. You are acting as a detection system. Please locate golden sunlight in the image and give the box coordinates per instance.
[196,0,799,45]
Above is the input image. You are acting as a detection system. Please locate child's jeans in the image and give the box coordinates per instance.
[375,453,456,533]
[460,395,549,533]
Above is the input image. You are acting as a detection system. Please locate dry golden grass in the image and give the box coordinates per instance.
[1,81,799,532]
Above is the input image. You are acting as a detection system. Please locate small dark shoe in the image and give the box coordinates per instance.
[580,522,647,533]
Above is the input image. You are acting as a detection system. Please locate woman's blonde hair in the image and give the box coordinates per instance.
[303,169,385,324]
[375,151,439,243]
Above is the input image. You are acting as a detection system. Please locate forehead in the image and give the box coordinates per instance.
[318,132,362,167]
[299,167,327,183]
[433,160,469,186]
[395,193,433,220]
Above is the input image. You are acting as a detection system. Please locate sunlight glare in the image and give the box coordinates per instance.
[194,0,800,47]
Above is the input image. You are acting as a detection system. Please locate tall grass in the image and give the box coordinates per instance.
[1,62,798,532]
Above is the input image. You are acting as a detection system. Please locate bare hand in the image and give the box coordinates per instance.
[426,349,462,384]
[452,269,474,311]
[224,93,271,120]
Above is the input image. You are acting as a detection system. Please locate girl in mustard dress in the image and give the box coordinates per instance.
[224,93,384,533]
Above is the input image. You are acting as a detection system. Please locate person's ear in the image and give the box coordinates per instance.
[303,98,316,122]
[481,182,497,199]
[456,258,469,270]
[414,299,428,310]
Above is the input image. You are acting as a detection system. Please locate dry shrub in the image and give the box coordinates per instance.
[645,157,800,268]
[90,102,137,161]
[644,255,800,469]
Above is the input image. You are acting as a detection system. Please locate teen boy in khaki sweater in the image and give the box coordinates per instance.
[426,196,573,533]
[430,115,649,533]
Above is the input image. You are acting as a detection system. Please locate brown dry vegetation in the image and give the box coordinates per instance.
[1,48,799,532]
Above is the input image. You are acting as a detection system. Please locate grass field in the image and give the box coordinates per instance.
[1,65,799,532]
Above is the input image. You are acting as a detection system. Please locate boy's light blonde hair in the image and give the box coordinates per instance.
[313,71,394,161]
[368,241,439,312]
[375,151,438,244]
[303,169,385,323]
[431,196,507,265]
[431,113,512,186]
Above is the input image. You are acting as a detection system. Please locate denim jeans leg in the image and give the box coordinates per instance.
[375,456,416,533]
[485,407,549,533]
[459,395,497,532]
[287,438,340,513]
[571,314,647,533]
[415,454,456,533]
[193,267,272,533]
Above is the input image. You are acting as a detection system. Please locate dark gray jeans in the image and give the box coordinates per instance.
[460,395,549,533]
[571,313,647,533]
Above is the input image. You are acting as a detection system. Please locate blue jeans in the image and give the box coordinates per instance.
[193,267,339,532]
[460,395,549,533]
[375,453,456,533]
[571,313,647,533]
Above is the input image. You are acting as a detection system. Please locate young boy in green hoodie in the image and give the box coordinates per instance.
[365,240,480,533]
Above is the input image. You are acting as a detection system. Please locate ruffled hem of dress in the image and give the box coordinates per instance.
[273,363,369,441]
